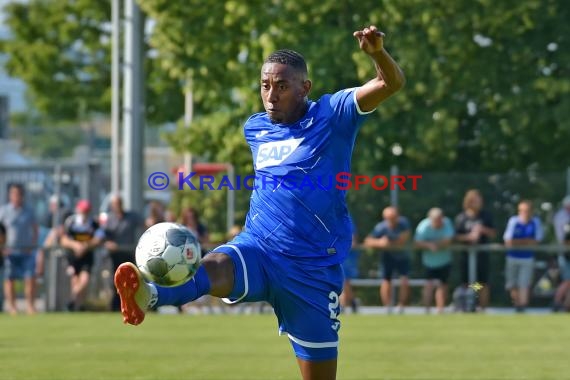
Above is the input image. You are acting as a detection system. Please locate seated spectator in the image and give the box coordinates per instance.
[503,200,544,313]
[364,207,411,314]
[60,200,104,311]
[415,208,455,314]
[553,195,570,312]
[454,189,496,311]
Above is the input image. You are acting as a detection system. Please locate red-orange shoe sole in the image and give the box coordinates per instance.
[114,263,145,326]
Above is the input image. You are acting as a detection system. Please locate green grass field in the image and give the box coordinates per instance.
[1,313,568,380]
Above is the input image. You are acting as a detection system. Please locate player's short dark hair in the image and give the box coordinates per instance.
[264,49,308,76]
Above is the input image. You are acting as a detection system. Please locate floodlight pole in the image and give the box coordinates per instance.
[111,0,121,195]
[122,0,144,212]
[184,76,193,172]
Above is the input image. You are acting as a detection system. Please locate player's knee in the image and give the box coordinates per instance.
[202,253,235,297]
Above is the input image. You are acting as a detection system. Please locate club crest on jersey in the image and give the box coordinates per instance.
[256,138,304,169]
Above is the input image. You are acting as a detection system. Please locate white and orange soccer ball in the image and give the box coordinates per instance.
[135,222,202,287]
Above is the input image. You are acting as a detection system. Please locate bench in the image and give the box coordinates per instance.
[349,278,439,306]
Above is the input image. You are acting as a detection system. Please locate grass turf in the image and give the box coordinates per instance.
[0,313,568,380]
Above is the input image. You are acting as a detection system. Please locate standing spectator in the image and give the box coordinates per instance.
[552,195,570,312]
[415,208,455,314]
[104,194,143,311]
[364,206,411,313]
[0,184,39,315]
[60,200,104,311]
[454,189,496,311]
[0,222,5,312]
[503,200,544,313]
[340,229,360,314]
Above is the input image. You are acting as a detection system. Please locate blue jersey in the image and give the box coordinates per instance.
[243,88,372,266]
[503,216,543,259]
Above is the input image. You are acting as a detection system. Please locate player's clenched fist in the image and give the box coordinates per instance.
[353,25,385,54]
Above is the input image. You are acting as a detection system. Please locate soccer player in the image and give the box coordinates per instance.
[115,25,404,380]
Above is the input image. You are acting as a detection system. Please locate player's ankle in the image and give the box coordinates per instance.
[146,282,158,309]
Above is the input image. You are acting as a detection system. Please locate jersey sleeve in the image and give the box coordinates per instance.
[414,220,428,241]
[368,223,386,238]
[503,217,517,241]
[533,218,544,242]
[328,88,374,136]
[443,218,455,239]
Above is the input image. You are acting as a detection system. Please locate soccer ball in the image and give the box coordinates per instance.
[135,222,202,287]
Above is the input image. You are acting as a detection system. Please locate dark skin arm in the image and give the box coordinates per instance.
[354,25,406,112]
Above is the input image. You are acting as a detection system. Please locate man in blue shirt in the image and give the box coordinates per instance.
[114,25,404,380]
[364,206,411,314]
[503,200,543,313]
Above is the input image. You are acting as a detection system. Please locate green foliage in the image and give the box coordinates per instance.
[9,112,83,158]
[0,0,183,123]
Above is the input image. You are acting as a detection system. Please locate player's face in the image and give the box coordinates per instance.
[260,63,311,124]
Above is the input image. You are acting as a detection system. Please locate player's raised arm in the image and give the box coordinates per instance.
[353,25,405,112]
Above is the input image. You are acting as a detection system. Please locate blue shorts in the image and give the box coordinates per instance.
[213,233,344,362]
[4,252,36,280]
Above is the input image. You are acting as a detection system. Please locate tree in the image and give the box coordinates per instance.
[0,0,183,123]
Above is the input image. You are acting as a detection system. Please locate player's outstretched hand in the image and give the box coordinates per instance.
[353,25,384,55]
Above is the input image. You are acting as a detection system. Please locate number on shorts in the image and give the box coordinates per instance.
[328,291,339,319]
[328,291,340,331]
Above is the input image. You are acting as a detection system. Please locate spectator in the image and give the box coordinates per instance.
[454,189,496,311]
[104,194,144,311]
[503,200,544,313]
[0,184,39,315]
[145,201,165,229]
[180,207,210,247]
[553,195,570,312]
[164,209,177,223]
[0,222,5,312]
[60,200,104,311]
[364,207,411,314]
[415,208,455,314]
[38,195,72,279]
[340,229,360,314]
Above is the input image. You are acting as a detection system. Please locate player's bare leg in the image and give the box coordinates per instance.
[297,358,337,380]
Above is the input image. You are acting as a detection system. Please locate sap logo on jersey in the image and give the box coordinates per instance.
[256,138,304,169]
